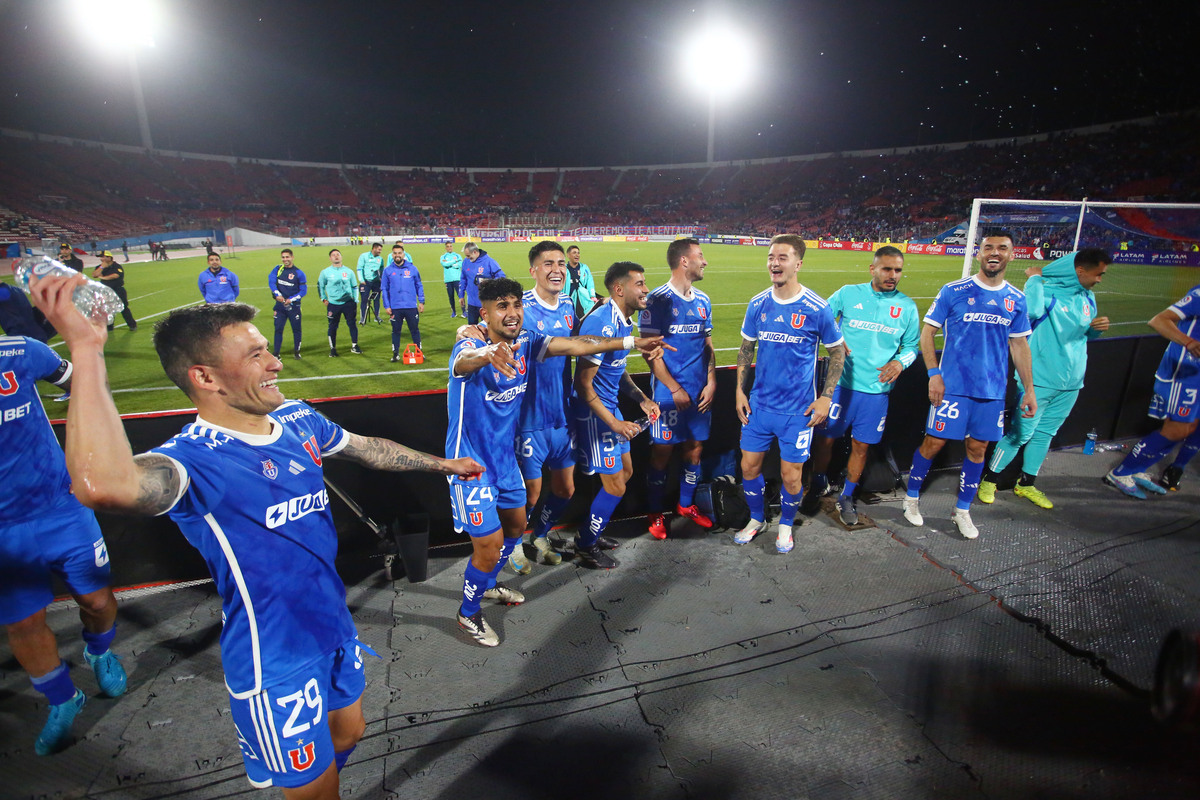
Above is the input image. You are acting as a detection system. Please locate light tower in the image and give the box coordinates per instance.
[682,24,755,164]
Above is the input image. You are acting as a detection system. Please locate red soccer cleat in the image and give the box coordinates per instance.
[648,513,668,540]
[676,503,714,529]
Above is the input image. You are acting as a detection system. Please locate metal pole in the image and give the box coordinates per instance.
[128,50,153,150]
[706,90,716,165]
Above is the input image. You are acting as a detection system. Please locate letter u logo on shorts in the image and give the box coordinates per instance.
[469,511,484,526]
[287,742,316,771]
[935,421,946,432]
[603,456,616,469]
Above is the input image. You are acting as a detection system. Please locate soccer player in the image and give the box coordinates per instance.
[640,237,718,539]
[92,250,138,331]
[903,230,1036,539]
[356,241,384,325]
[808,245,919,525]
[447,276,666,645]
[30,273,481,795]
[734,234,846,554]
[1104,283,1200,497]
[198,252,239,304]
[565,245,598,322]
[318,249,361,357]
[268,247,307,360]
[0,334,126,756]
[381,244,424,362]
[572,262,664,568]
[458,242,505,324]
[440,241,464,318]
[978,249,1110,507]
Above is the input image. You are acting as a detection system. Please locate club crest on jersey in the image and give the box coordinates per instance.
[261,459,278,480]
[698,307,707,320]
[967,297,975,306]
[516,355,527,375]
[1004,297,1015,312]
[0,370,18,396]
[890,306,902,318]
[790,314,807,329]
[537,320,545,330]
[564,314,573,329]
[302,435,322,466]
[287,742,316,771]
[672,307,679,317]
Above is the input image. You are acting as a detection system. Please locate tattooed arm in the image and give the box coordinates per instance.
[734,337,756,424]
[805,342,846,427]
[334,433,483,476]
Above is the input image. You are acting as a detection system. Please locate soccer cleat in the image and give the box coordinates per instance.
[531,536,563,565]
[451,310,458,318]
[457,611,499,647]
[391,352,400,363]
[977,480,997,504]
[574,537,618,569]
[676,503,713,529]
[836,495,859,526]
[1130,472,1168,495]
[1013,483,1054,509]
[952,508,979,539]
[350,344,363,355]
[594,535,620,551]
[1160,465,1184,491]
[271,351,280,360]
[1104,470,1147,499]
[776,524,794,554]
[648,513,668,540]
[902,497,924,526]
[505,544,532,575]
[293,349,302,360]
[733,519,763,545]
[329,347,339,358]
[84,649,127,698]
[35,689,86,756]
[482,584,525,605]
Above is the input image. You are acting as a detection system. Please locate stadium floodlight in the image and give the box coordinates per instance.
[682,24,755,164]
[70,0,160,150]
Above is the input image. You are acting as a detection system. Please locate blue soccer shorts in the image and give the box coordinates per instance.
[650,402,711,445]
[740,407,814,464]
[0,502,108,625]
[229,638,366,789]
[449,474,526,537]
[822,386,889,445]
[925,393,1006,442]
[1148,375,1200,422]
[573,405,631,475]
[517,425,575,480]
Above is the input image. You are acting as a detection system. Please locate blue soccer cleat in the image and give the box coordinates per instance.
[1130,472,1168,496]
[84,649,127,698]
[35,689,86,756]
[1104,471,1147,499]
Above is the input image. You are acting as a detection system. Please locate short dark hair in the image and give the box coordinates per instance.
[667,237,700,270]
[770,234,806,259]
[329,248,340,256]
[392,243,404,250]
[874,245,904,261]
[604,261,645,291]
[1074,247,1111,270]
[528,240,565,265]
[479,277,524,303]
[280,248,293,256]
[566,245,581,254]
[980,228,1015,245]
[372,241,383,248]
[154,303,258,398]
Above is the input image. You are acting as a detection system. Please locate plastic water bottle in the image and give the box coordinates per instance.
[1083,428,1098,455]
[623,411,660,442]
[11,256,124,323]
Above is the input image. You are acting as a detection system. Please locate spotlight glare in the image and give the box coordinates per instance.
[682,25,755,97]
[71,0,159,48]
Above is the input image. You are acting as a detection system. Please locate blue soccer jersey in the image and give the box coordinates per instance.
[1155,283,1200,387]
[0,336,74,522]
[573,300,634,411]
[639,283,713,403]
[519,289,574,432]
[740,286,843,414]
[447,329,551,487]
[924,276,1032,400]
[150,401,356,698]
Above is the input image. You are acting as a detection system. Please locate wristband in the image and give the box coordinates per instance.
[927,368,942,377]
[623,335,634,350]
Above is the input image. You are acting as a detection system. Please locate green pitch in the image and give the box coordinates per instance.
[19,242,1190,419]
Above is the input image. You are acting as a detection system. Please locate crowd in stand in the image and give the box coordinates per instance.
[0,116,1196,244]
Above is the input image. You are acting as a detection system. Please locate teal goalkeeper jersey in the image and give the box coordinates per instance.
[1021,253,1102,391]
[357,251,384,283]
[318,265,359,304]
[827,282,920,394]
[440,252,463,283]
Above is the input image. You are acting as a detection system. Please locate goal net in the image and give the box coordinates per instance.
[963,198,1200,334]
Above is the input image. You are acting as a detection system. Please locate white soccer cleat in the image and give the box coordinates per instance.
[775,524,794,554]
[902,497,924,527]
[951,508,979,540]
[733,519,763,545]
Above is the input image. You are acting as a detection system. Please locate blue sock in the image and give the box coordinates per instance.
[742,474,766,522]
[679,464,701,507]
[647,468,667,512]
[31,661,76,705]
[487,536,522,588]
[907,451,933,498]
[580,489,622,548]
[460,562,489,617]
[533,494,570,539]
[780,488,801,527]
[840,480,858,500]
[82,623,116,656]
[335,745,357,772]
[1172,428,1200,469]
[1114,431,1174,476]
[956,458,985,511]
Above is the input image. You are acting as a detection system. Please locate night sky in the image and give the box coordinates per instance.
[1,0,1195,168]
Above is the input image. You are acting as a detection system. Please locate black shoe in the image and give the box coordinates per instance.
[350,344,362,354]
[330,348,339,357]
[391,352,400,363]
[574,537,618,569]
[595,535,620,550]
[129,324,138,331]
[272,351,280,359]
[294,350,302,360]
[1160,465,1184,491]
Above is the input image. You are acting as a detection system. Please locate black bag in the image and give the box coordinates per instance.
[709,476,751,530]
[860,444,904,494]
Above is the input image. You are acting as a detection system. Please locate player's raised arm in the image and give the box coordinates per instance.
[334,433,482,477]
[543,333,670,360]
[1150,307,1200,358]
[453,339,519,378]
